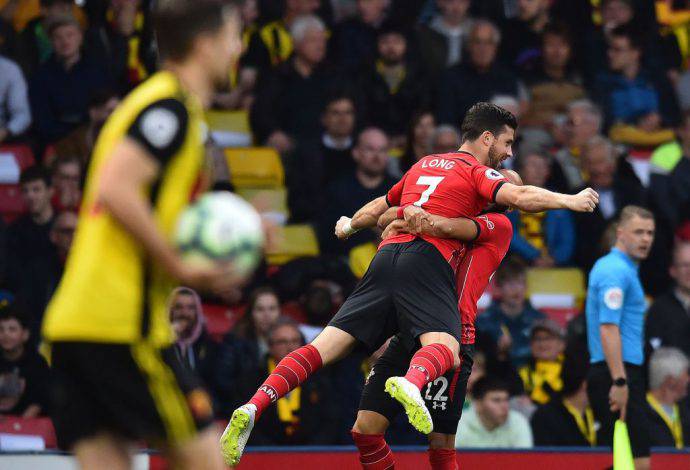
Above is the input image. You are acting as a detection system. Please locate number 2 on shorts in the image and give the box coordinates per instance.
[414,176,445,207]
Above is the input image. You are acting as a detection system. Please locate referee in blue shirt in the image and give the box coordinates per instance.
[586,206,655,470]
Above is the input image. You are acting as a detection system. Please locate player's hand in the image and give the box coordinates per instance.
[403,205,433,234]
[382,219,408,239]
[175,261,247,298]
[335,216,354,239]
[609,383,629,421]
[566,188,599,212]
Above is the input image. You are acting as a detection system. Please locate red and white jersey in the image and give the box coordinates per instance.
[381,151,508,265]
[456,212,513,344]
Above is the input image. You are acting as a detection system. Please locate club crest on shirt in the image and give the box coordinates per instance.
[604,287,624,310]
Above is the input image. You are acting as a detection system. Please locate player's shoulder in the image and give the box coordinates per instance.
[591,252,631,280]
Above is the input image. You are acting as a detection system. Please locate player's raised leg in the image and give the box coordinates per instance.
[221,326,356,465]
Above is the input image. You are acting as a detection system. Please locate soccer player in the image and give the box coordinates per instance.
[222,103,598,466]
[586,206,655,470]
[41,2,243,469]
[349,177,517,470]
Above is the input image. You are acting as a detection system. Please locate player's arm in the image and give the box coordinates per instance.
[495,184,599,213]
[97,104,239,294]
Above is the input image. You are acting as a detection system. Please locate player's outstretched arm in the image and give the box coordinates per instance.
[495,184,599,213]
[98,138,240,294]
[335,195,389,239]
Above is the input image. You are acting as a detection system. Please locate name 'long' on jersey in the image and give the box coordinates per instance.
[382,151,508,266]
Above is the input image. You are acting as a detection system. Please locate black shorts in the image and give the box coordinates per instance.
[328,239,460,353]
[587,362,650,458]
[359,335,474,435]
[50,341,215,450]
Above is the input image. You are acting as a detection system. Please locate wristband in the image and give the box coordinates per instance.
[396,206,405,219]
[343,219,359,237]
[613,377,627,387]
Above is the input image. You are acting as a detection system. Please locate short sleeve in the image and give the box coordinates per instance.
[471,166,508,202]
[472,213,513,245]
[386,173,407,207]
[126,98,189,165]
[595,269,628,325]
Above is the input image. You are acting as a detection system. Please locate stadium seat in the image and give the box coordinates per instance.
[0,184,25,223]
[541,307,581,327]
[0,144,36,171]
[0,417,57,449]
[266,224,319,265]
[206,110,252,147]
[202,303,243,341]
[225,147,285,189]
[526,268,586,309]
[236,187,289,224]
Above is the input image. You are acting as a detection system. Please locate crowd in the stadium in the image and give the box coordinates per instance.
[1,0,690,450]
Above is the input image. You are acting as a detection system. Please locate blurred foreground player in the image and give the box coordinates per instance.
[349,171,519,470]
[41,1,244,469]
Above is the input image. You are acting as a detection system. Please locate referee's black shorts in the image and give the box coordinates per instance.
[328,238,461,354]
[359,335,474,435]
[587,362,650,458]
[50,341,215,450]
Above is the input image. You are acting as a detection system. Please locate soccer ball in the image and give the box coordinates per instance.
[175,191,264,276]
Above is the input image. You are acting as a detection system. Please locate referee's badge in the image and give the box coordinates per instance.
[604,287,624,310]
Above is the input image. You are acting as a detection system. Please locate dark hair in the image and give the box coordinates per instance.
[267,316,305,346]
[41,0,72,8]
[472,376,510,400]
[542,21,573,46]
[234,286,280,340]
[20,165,52,187]
[609,23,643,52]
[560,341,590,396]
[0,303,28,330]
[400,110,434,173]
[461,102,517,143]
[323,93,355,113]
[89,88,119,109]
[154,0,239,62]
[494,257,527,286]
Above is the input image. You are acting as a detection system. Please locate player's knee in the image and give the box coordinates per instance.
[352,410,389,435]
[310,326,356,364]
[428,432,456,450]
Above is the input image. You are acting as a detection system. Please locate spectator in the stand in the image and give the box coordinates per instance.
[47,209,76,282]
[51,155,81,211]
[358,23,430,145]
[436,20,521,128]
[238,318,339,445]
[0,304,50,418]
[29,15,112,145]
[318,127,395,254]
[0,12,17,58]
[645,242,690,359]
[430,125,460,154]
[594,24,679,147]
[500,0,551,69]
[5,166,56,333]
[243,0,322,73]
[295,278,346,342]
[328,0,388,71]
[645,347,690,448]
[288,93,357,223]
[573,136,645,273]
[415,0,473,79]
[215,287,281,414]
[251,14,339,153]
[456,376,534,448]
[397,110,434,175]
[518,319,565,405]
[531,348,596,446]
[84,0,155,92]
[508,152,575,267]
[0,218,6,284]
[553,99,603,191]
[0,54,31,143]
[17,0,73,76]
[520,23,585,130]
[51,88,120,166]
[168,287,217,381]
[663,139,690,232]
[476,258,546,369]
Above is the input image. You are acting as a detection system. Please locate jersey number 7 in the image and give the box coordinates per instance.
[413,176,445,207]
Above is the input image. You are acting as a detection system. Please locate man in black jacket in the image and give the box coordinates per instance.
[645,242,690,359]
[530,345,596,447]
[644,347,690,449]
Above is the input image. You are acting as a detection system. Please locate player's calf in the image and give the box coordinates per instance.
[352,430,395,470]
